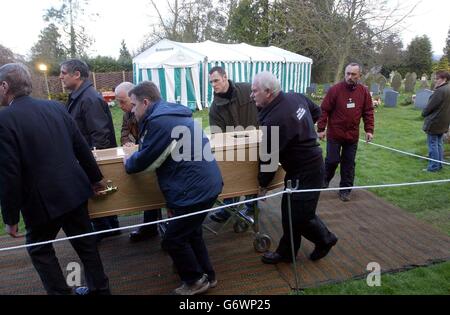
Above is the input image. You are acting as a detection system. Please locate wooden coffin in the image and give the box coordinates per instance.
[88,130,285,218]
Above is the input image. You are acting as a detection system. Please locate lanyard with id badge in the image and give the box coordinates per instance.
[347,98,356,109]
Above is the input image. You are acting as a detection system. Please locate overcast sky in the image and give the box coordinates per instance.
[1,0,449,59]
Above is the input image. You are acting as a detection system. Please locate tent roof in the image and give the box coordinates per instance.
[134,39,312,66]
[136,48,198,68]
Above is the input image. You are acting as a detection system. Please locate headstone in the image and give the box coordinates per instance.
[382,87,394,101]
[389,71,396,83]
[404,72,416,93]
[323,84,331,94]
[414,89,433,109]
[391,72,402,92]
[421,73,428,81]
[384,90,399,107]
[430,72,436,90]
[375,74,387,91]
[420,80,429,89]
[370,83,380,95]
[364,73,375,90]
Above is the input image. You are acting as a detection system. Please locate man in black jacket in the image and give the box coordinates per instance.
[0,63,110,295]
[60,59,119,239]
[251,71,338,264]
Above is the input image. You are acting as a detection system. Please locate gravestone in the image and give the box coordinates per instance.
[414,89,433,109]
[430,72,436,90]
[391,72,402,92]
[384,90,399,107]
[323,84,331,94]
[420,80,429,89]
[389,71,396,84]
[370,83,380,95]
[404,72,416,93]
[421,73,428,81]
[364,73,375,91]
[375,74,387,91]
[382,87,394,101]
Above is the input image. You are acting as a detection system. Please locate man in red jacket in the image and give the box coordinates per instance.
[317,63,374,201]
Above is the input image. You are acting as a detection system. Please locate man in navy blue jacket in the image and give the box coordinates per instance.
[251,71,338,264]
[124,81,223,295]
[0,63,110,295]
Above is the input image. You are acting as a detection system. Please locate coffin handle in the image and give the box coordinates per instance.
[97,180,118,196]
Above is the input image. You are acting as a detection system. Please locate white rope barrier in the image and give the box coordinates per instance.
[360,139,450,166]
[1,139,448,253]
[1,178,449,253]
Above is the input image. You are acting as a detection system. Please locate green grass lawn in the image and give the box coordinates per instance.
[1,93,449,295]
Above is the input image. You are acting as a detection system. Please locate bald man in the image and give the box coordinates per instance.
[115,82,161,242]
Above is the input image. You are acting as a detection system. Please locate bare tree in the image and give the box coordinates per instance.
[146,0,229,43]
[282,0,419,82]
[44,0,97,57]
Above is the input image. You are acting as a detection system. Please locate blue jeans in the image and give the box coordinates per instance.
[427,134,444,171]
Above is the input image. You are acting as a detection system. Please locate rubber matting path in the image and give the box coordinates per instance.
[0,189,449,295]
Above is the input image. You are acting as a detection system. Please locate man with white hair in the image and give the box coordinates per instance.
[115,82,161,242]
[251,71,338,264]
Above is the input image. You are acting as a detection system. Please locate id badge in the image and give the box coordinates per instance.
[347,102,355,109]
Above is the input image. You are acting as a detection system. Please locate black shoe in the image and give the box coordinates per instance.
[261,251,293,264]
[74,286,111,295]
[96,229,121,243]
[338,191,350,202]
[310,235,338,261]
[129,227,159,243]
[209,212,229,223]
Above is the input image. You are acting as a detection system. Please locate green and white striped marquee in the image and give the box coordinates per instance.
[133,64,202,111]
[133,39,313,110]
[203,61,312,106]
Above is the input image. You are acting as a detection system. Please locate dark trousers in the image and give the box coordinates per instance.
[276,165,335,258]
[161,198,217,285]
[325,139,358,193]
[142,209,162,233]
[91,215,119,231]
[26,203,110,295]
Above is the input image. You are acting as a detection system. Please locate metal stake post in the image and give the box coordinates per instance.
[286,179,301,292]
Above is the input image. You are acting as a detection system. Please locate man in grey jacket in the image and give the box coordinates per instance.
[422,70,450,172]
[208,67,259,223]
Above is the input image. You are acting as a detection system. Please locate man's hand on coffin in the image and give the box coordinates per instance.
[258,186,268,202]
[92,180,107,196]
[5,224,23,238]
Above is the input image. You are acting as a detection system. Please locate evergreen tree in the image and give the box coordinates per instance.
[44,0,96,58]
[118,40,132,71]
[444,27,450,62]
[404,35,433,76]
[30,23,67,75]
[433,56,450,72]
